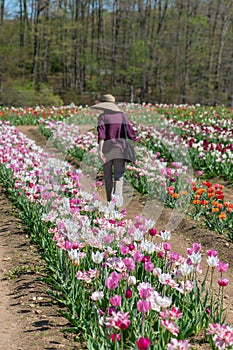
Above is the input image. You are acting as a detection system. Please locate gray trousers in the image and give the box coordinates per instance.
[103,158,125,203]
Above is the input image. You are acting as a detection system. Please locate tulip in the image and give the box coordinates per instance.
[92,251,104,264]
[217,261,229,273]
[110,295,121,307]
[136,337,151,349]
[125,288,132,299]
[137,300,151,313]
[110,333,121,342]
[105,271,121,290]
[163,242,171,251]
[218,278,229,287]
[128,275,136,286]
[144,261,154,272]
[149,228,157,236]
[141,255,150,263]
[128,243,136,251]
[91,291,104,301]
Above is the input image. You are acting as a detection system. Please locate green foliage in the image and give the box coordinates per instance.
[0,81,63,107]
[0,1,232,105]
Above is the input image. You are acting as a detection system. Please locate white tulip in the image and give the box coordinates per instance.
[91,291,104,301]
[128,275,136,286]
[92,251,104,264]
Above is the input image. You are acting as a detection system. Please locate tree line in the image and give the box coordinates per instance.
[0,0,232,106]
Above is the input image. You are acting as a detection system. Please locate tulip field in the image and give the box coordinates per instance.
[0,103,233,349]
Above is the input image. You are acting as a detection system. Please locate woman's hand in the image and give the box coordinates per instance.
[142,147,150,160]
[99,151,107,164]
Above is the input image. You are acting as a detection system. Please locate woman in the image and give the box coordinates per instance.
[91,94,139,208]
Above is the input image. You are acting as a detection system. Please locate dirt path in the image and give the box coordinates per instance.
[0,186,80,350]
[0,125,232,350]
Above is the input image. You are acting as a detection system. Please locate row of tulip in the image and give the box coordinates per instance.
[34,104,232,182]
[38,116,233,240]
[0,120,232,349]
[0,105,87,125]
[0,103,232,125]
[150,105,232,123]
[135,121,233,181]
[1,104,232,180]
[39,118,190,189]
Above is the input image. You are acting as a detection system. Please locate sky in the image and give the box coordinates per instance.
[4,0,35,19]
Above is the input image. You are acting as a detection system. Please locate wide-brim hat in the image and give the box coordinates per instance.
[90,94,122,112]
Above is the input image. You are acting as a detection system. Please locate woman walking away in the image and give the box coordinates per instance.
[91,94,139,209]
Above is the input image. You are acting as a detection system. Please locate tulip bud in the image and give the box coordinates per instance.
[128,275,136,286]
[137,337,151,349]
[125,288,132,299]
[149,228,157,236]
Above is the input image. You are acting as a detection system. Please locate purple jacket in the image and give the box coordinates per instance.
[97,112,137,155]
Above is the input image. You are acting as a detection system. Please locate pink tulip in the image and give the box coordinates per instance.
[158,251,165,259]
[217,261,229,273]
[110,295,121,307]
[169,251,181,262]
[110,333,121,342]
[207,249,218,257]
[137,337,151,349]
[161,319,179,336]
[218,278,229,287]
[160,306,183,320]
[103,234,114,244]
[163,242,171,251]
[149,228,157,236]
[113,311,131,330]
[167,338,191,349]
[144,261,154,272]
[64,240,72,250]
[134,251,143,262]
[106,307,115,316]
[137,300,151,313]
[117,221,124,226]
[120,245,129,255]
[139,287,151,299]
[187,243,202,255]
[105,271,121,290]
[123,257,135,272]
[207,323,233,349]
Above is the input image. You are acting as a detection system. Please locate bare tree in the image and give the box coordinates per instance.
[32,0,50,89]
[0,0,232,105]
[0,0,4,25]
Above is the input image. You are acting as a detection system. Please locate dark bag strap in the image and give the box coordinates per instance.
[121,113,128,140]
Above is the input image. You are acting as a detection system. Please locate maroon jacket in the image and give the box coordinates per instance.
[97,112,137,155]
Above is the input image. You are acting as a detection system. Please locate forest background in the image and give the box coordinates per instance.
[0,0,232,107]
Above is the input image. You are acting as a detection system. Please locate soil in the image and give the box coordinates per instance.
[0,125,233,350]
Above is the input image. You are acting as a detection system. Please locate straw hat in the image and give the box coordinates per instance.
[91,94,121,112]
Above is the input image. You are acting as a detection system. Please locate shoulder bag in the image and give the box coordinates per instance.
[122,114,136,164]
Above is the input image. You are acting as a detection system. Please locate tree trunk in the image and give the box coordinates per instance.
[207,0,222,101]
[0,0,4,26]
[214,11,231,103]
[32,0,40,89]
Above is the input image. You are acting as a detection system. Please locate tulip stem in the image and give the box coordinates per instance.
[142,313,145,338]
[121,331,124,349]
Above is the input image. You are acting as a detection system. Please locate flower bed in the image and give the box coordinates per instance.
[0,120,233,349]
[38,111,233,240]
